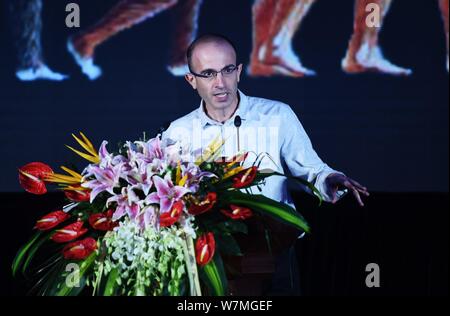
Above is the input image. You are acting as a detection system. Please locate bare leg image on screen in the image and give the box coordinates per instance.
[248,0,317,77]
[439,0,449,72]
[341,0,412,76]
[67,0,202,80]
[11,0,68,81]
[167,0,203,76]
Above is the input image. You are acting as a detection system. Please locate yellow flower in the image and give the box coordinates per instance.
[66,132,100,164]
[195,135,226,165]
[45,166,83,186]
[223,166,244,180]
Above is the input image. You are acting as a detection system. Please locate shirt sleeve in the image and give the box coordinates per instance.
[160,124,173,143]
[279,104,346,202]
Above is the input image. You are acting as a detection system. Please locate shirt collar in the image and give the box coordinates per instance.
[198,90,249,127]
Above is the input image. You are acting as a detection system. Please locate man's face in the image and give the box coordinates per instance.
[186,42,242,113]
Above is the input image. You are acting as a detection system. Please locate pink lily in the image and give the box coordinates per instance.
[145,175,190,215]
[107,186,141,221]
[82,162,124,203]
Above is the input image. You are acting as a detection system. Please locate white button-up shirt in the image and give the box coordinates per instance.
[163,90,344,209]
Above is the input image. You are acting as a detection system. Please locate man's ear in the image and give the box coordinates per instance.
[185,73,197,90]
[237,63,243,83]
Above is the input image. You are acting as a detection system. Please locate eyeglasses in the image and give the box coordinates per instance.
[190,64,240,80]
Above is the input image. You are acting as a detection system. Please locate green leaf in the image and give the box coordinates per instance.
[37,260,66,296]
[51,252,97,296]
[200,254,228,296]
[259,170,323,205]
[57,275,87,296]
[12,231,43,277]
[92,261,104,296]
[224,191,310,233]
[33,252,63,276]
[288,174,323,206]
[27,255,63,295]
[21,234,53,276]
[103,267,119,296]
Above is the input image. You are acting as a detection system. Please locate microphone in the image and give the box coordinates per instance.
[234,115,242,128]
[234,115,242,152]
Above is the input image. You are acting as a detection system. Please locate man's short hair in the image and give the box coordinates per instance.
[186,34,238,72]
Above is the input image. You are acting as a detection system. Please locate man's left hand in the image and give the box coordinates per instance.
[325,173,369,207]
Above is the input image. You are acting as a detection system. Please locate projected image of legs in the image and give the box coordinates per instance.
[167,0,203,76]
[439,0,448,72]
[11,0,68,81]
[248,0,317,78]
[67,0,203,80]
[342,0,412,76]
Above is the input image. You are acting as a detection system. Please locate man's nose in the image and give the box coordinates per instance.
[213,72,225,88]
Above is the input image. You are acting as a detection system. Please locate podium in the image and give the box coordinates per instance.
[224,215,301,296]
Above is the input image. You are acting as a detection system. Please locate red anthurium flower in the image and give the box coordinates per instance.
[63,237,97,260]
[188,192,217,216]
[51,221,88,243]
[159,200,184,227]
[18,162,54,195]
[88,210,117,231]
[195,232,215,266]
[232,166,258,189]
[221,205,253,220]
[64,187,90,202]
[35,210,71,231]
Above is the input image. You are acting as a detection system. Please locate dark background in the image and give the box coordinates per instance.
[0,0,448,192]
[2,191,448,296]
[0,0,448,295]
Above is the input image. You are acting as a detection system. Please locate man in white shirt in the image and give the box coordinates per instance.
[163,34,369,208]
[163,33,370,295]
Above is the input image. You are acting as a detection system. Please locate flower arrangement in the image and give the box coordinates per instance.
[13,132,321,296]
